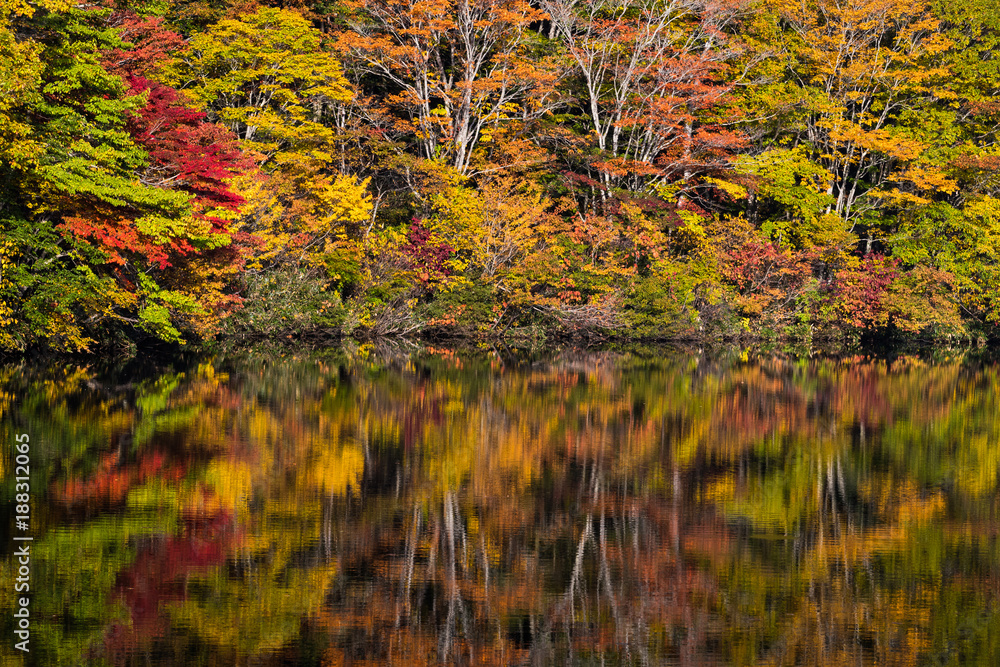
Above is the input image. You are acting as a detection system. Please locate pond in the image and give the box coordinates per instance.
[2,346,1000,665]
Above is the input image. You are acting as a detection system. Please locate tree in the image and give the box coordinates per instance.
[1,5,200,349]
[750,0,954,230]
[162,8,378,317]
[163,8,352,162]
[0,3,260,350]
[337,0,559,176]
[542,0,745,204]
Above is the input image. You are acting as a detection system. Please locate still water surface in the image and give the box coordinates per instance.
[2,347,1000,665]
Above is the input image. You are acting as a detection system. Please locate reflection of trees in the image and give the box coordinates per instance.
[314,351,1000,665]
[320,458,729,665]
[4,351,1000,664]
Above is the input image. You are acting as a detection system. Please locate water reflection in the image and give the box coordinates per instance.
[2,349,1000,665]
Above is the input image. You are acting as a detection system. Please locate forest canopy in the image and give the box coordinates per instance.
[3,0,1000,352]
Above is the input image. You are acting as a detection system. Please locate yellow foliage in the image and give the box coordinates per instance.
[430,175,548,281]
[705,177,748,200]
[756,0,956,221]
[0,239,15,349]
[962,195,1000,224]
[0,17,42,172]
[306,442,365,496]
[825,123,926,161]
[0,0,70,17]
[236,169,373,271]
[201,458,254,514]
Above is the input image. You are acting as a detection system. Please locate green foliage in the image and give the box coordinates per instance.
[737,147,843,249]
[163,7,352,161]
[623,257,714,339]
[221,266,348,339]
[1,216,135,352]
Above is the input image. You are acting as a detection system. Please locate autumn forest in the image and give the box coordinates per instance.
[3,0,1000,353]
